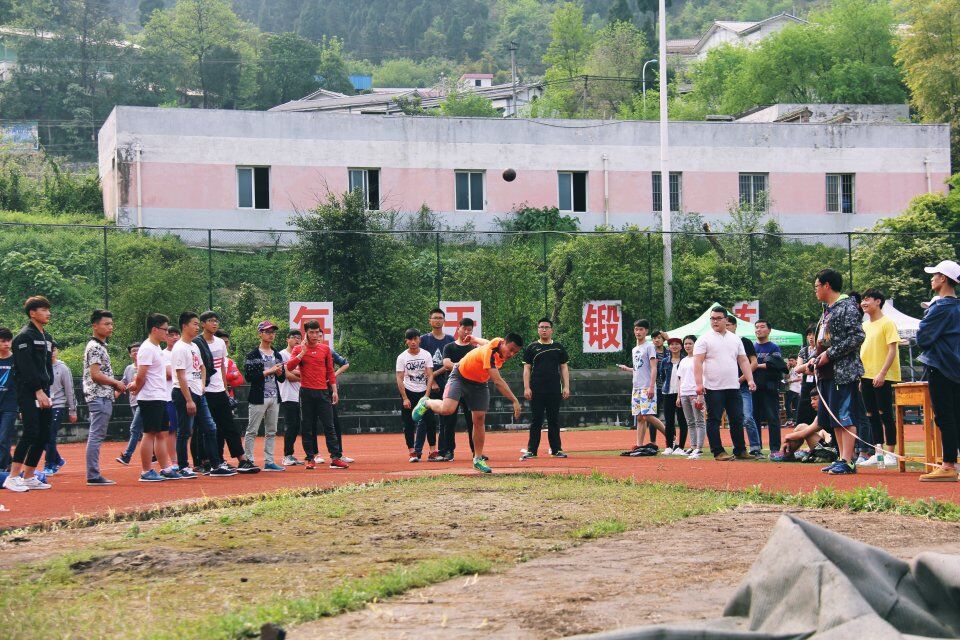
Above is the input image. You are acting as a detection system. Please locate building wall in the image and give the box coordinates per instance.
[97,107,951,234]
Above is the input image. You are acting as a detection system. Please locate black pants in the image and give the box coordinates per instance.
[207,391,244,460]
[785,390,799,418]
[796,380,817,425]
[929,367,960,464]
[662,393,688,449]
[175,391,218,469]
[401,389,430,453]
[13,394,51,468]
[705,388,746,456]
[301,387,340,459]
[312,404,344,456]
[528,392,562,455]
[282,400,302,457]
[860,379,896,448]
[752,388,782,451]
[439,401,472,455]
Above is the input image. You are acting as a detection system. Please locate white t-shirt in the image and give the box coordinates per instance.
[631,342,657,390]
[161,348,174,395]
[279,348,300,403]
[172,339,205,396]
[396,349,432,393]
[204,335,227,393]
[676,356,698,396]
[663,357,682,395]
[136,340,171,402]
[693,330,746,391]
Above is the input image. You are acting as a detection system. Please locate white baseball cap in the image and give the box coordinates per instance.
[923,260,960,282]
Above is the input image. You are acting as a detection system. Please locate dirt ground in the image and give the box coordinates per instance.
[287,505,960,640]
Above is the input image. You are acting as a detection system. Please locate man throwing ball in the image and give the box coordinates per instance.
[413,333,524,473]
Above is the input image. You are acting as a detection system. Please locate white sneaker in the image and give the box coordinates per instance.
[313,455,325,464]
[281,455,298,466]
[674,447,689,456]
[663,447,674,455]
[409,456,420,463]
[882,453,898,467]
[858,454,878,467]
[688,449,702,460]
[3,475,28,492]
[22,475,52,490]
[340,456,355,464]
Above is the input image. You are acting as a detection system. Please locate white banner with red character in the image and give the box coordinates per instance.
[732,300,760,325]
[439,301,482,338]
[288,301,334,347]
[582,300,623,353]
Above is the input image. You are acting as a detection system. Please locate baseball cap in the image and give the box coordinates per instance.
[257,320,278,332]
[923,260,960,282]
[667,337,682,345]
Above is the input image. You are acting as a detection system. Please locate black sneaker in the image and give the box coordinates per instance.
[236,460,261,474]
[115,453,131,466]
[749,450,766,459]
[551,451,568,458]
[520,451,537,461]
[87,476,117,486]
[209,465,237,477]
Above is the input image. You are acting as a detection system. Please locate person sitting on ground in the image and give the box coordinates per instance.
[773,390,827,461]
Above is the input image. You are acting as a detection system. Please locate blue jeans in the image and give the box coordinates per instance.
[0,409,17,470]
[740,385,761,452]
[122,406,143,459]
[44,407,68,468]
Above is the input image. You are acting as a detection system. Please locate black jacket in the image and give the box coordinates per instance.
[192,336,215,388]
[244,346,286,405]
[13,322,54,398]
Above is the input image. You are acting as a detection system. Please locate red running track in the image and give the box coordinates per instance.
[1,426,954,529]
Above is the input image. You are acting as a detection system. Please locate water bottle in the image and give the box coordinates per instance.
[876,444,886,470]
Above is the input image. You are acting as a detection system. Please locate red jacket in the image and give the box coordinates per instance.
[224,357,245,398]
[285,341,336,390]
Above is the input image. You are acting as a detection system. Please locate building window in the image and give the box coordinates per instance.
[474,79,482,87]
[558,171,587,213]
[738,173,768,208]
[826,173,854,213]
[349,168,380,210]
[237,166,270,209]
[455,171,484,211]
[652,172,682,212]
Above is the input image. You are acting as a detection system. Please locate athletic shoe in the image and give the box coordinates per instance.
[330,458,349,470]
[749,450,766,459]
[263,462,285,472]
[313,455,325,464]
[855,455,870,466]
[769,451,786,462]
[520,452,537,461]
[735,452,756,461]
[22,475,52,490]
[281,455,300,466]
[305,460,316,470]
[2,475,28,492]
[42,466,58,475]
[160,469,182,480]
[56,457,66,468]
[236,460,261,474]
[858,454,879,467]
[883,453,898,467]
[480,455,489,461]
[919,467,958,482]
[714,452,735,461]
[116,453,131,466]
[673,448,688,456]
[441,453,455,462]
[408,456,420,463]
[86,476,116,486]
[427,452,443,462]
[179,468,198,479]
[473,457,492,474]
[208,465,236,477]
[411,396,429,423]
[340,456,355,464]
[821,460,849,473]
[139,470,165,482]
[663,447,674,455]
[551,451,568,458]
[826,460,857,475]
[688,449,702,460]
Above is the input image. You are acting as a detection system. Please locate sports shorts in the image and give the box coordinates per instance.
[631,388,657,417]
[443,368,491,413]
[139,400,168,434]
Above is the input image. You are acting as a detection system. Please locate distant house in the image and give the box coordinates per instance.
[667,13,806,65]
[458,73,494,89]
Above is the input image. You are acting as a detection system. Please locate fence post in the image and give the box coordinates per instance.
[435,231,442,305]
[748,233,755,295]
[541,231,549,317]
[646,232,653,315]
[207,229,213,310]
[847,232,854,291]
[102,226,109,309]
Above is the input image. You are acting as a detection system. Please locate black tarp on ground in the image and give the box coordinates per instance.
[572,513,960,639]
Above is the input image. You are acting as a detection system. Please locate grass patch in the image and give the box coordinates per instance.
[573,518,628,539]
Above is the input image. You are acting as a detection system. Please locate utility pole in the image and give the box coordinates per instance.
[658,0,673,321]
[509,41,518,117]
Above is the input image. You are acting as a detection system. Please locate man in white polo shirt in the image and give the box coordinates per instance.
[693,306,757,461]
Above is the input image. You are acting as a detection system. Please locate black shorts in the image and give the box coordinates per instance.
[139,400,167,434]
[443,368,491,412]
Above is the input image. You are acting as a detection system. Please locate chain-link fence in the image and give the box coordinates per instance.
[1,221,956,374]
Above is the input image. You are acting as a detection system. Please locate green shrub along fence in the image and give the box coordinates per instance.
[0,221,955,375]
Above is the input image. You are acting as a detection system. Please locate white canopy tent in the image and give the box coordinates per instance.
[882,299,922,381]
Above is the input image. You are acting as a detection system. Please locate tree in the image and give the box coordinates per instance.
[439,91,499,117]
[583,20,647,116]
[607,0,634,24]
[253,32,321,109]
[543,2,593,79]
[316,36,354,95]
[141,0,253,109]
[138,0,165,26]
[487,0,554,76]
[896,0,960,169]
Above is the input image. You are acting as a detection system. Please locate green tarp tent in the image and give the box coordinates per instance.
[666,303,803,347]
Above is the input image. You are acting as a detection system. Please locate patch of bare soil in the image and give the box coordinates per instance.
[287,505,960,640]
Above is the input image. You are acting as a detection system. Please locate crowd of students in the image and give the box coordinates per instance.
[1,258,957,492]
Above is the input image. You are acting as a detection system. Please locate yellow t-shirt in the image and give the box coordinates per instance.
[860,316,901,382]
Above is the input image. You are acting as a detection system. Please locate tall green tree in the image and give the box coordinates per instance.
[439,91,499,117]
[584,20,648,116]
[607,0,634,24]
[138,0,165,26]
[253,32,320,109]
[316,36,354,95]
[543,2,594,80]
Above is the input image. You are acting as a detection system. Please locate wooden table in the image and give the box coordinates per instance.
[894,381,943,473]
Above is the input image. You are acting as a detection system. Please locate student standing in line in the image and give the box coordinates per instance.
[660,336,688,455]
[116,343,143,467]
[420,309,455,460]
[676,335,706,459]
[243,321,286,471]
[44,344,77,474]
[617,320,667,456]
[82,309,124,486]
[279,329,304,466]
[520,317,570,461]
[396,329,435,462]
[0,328,18,472]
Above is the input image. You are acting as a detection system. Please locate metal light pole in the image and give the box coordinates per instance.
[509,41,518,117]
[641,58,657,117]
[658,0,673,320]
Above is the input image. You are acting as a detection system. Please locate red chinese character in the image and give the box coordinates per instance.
[442,305,476,330]
[584,303,621,350]
[734,302,757,323]
[291,305,332,341]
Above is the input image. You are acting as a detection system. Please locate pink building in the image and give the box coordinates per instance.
[97,106,950,234]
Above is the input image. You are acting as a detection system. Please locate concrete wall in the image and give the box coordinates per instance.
[737,104,911,123]
[98,106,951,234]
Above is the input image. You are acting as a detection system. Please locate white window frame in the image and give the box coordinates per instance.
[652,171,682,213]
[455,170,485,212]
[237,166,271,210]
[558,171,588,213]
[739,172,768,209]
[348,167,380,211]
[826,173,855,214]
